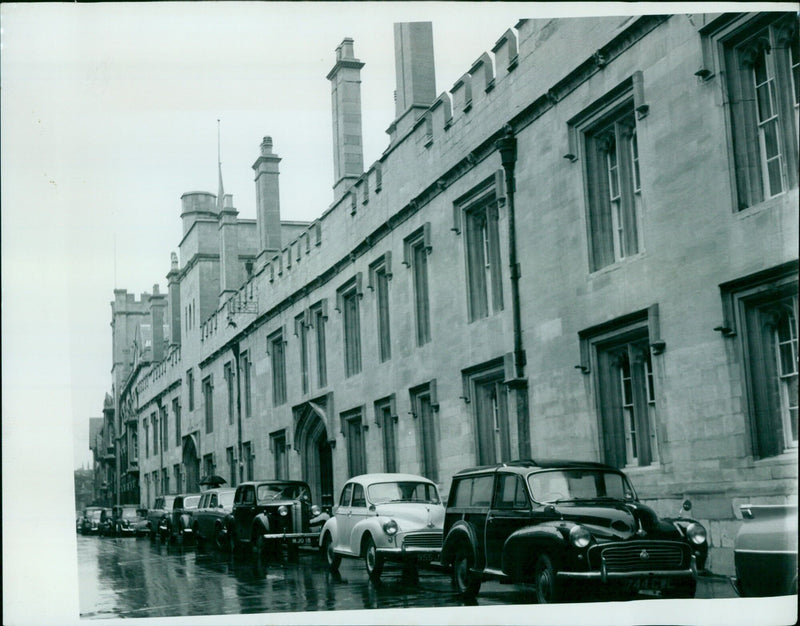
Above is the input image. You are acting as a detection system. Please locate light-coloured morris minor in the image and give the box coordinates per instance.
[320,473,444,580]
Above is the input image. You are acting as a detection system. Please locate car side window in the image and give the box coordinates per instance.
[242,486,255,505]
[234,488,243,504]
[471,475,494,507]
[494,474,529,509]
[339,483,353,507]
[451,479,471,507]
[351,484,366,508]
[210,494,217,507]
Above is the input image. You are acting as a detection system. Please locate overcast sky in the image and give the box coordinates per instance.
[2,2,789,624]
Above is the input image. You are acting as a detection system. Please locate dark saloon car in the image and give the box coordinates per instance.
[228,480,329,559]
[734,503,797,597]
[147,495,176,542]
[441,460,708,603]
[162,493,202,545]
[111,505,148,537]
[193,488,237,550]
[80,507,103,535]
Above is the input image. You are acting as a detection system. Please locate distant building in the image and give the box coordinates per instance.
[97,13,798,575]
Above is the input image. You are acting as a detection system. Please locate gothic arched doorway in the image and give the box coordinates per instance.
[182,433,200,493]
[294,398,335,508]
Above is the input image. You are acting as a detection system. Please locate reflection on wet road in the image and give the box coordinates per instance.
[79,535,486,618]
[77,535,736,619]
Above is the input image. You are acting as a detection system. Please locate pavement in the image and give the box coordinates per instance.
[696,572,739,599]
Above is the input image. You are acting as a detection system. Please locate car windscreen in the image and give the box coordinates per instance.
[121,508,138,520]
[258,483,311,502]
[219,491,236,508]
[527,469,635,503]
[88,510,102,521]
[367,481,440,505]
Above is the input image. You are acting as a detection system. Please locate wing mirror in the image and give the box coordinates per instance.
[678,499,692,517]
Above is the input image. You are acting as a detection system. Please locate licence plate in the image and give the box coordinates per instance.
[628,578,668,593]
[416,553,435,563]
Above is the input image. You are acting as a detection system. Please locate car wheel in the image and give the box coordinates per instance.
[323,533,341,572]
[364,535,384,580]
[534,554,563,604]
[452,543,481,598]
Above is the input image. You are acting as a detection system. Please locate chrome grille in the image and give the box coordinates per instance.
[592,542,688,572]
[402,532,442,549]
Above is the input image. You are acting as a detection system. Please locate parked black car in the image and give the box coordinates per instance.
[161,493,202,545]
[441,460,708,603]
[227,480,329,560]
[80,507,103,535]
[111,505,148,537]
[147,495,176,542]
[193,488,237,551]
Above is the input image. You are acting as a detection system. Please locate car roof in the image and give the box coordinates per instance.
[453,459,619,476]
[239,480,310,487]
[346,473,437,486]
[202,487,237,495]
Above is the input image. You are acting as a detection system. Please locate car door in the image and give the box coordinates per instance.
[464,473,495,569]
[347,483,369,553]
[335,483,353,553]
[234,485,256,541]
[486,473,532,572]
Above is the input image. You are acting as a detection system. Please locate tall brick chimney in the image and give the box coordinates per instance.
[149,284,167,363]
[252,136,282,267]
[327,38,365,202]
[166,252,181,347]
[218,194,241,304]
[387,23,436,144]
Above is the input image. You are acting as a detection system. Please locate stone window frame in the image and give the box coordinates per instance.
[340,406,368,478]
[719,261,798,458]
[374,394,398,473]
[368,253,393,362]
[462,357,511,465]
[568,76,646,273]
[294,311,311,396]
[403,225,433,347]
[267,327,287,406]
[309,300,329,389]
[202,375,214,434]
[579,306,663,469]
[224,361,235,425]
[409,380,439,482]
[700,13,798,211]
[270,429,289,480]
[336,276,364,378]
[455,175,505,322]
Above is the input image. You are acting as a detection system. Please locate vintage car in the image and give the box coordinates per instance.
[193,487,237,551]
[228,480,328,560]
[110,505,148,537]
[80,507,103,535]
[734,503,798,597]
[441,460,708,602]
[161,493,202,544]
[320,473,445,581]
[147,495,176,542]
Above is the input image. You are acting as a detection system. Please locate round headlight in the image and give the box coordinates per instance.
[569,525,592,548]
[383,519,398,536]
[278,505,289,517]
[311,504,321,516]
[686,522,707,545]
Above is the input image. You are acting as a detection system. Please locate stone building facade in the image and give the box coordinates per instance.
[100,13,798,575]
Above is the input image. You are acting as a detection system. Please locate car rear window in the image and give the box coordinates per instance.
[450,475,494,507]
[219,491,235,508]
[184,495,201,508]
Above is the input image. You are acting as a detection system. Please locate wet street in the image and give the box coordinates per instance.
[78,534,739,620]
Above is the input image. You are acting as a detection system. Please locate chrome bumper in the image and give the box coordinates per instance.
[559,554,698,583]
[261,531,321,543]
